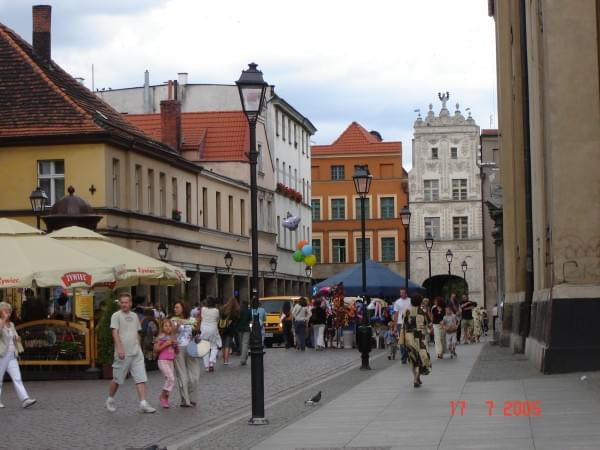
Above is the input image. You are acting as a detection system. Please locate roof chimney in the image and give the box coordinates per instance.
[160,100,181,152]
[32,5,52,61]
[177,72,188,86]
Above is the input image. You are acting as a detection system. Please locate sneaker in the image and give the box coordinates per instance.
[240,361,247,366]
[140,400,156,414]
[0,402,4,408]
[105,397,116,412]
[22,398,37,408]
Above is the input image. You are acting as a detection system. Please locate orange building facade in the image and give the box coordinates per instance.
[311,122,408,282]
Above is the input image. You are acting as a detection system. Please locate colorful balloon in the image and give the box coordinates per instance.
[304,254,317,267]
[301,244,313,256]
[297,240,308,250]
[293,250,304,262]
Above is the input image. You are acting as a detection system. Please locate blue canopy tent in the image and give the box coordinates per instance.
[314,260,426,297]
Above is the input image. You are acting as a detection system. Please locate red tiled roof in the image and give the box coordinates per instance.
[127,111,249,162]
[312,121,402,155]
[0,22,173,153]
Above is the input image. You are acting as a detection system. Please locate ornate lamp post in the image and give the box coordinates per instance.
[400,206,412,291]
[424,233,434,297]
[157,241,169,261]
[353,165,372,370]
[236,62,268,426]
[29,187,48,230]
[269,257,277,275]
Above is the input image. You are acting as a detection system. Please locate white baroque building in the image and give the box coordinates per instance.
[409,94,484,305]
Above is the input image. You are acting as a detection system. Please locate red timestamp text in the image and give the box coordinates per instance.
[450,400,542,417]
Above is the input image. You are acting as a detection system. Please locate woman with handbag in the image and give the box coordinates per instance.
[0,302,36,408]
[400,295,432,388]
[200,296,222,373]
[219,298,239,365]
[171,301,199,408]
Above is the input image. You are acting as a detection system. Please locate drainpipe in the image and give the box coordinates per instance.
[519,0,534,344]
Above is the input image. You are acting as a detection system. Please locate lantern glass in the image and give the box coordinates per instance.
[224,251,233,269]
[400,206,411,227]
[29,187,48,214]
[446,249,453,264]
[352,165,372,196]
[236,63,268,123]
[425,233,434,250]
[158,241,168,260]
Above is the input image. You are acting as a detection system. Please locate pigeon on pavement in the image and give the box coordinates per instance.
[305,391,321,405]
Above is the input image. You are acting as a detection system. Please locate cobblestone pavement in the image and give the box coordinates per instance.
[0,347,380,450]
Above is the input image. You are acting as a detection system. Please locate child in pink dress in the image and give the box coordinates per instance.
[154,319,177,408]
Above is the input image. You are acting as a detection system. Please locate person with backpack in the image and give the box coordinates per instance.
[140,308,159,369]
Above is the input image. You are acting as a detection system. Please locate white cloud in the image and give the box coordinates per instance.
[4,0,497,169]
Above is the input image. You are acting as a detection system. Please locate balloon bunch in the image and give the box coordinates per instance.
[292,240,317,267]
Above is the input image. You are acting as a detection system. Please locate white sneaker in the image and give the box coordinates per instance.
[140,400,156,413]
[22,398,36,408]
[105,397,116,412]
[0,402,4,408]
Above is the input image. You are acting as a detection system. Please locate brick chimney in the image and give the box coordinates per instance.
[160,100,181,152]
[32,5,52,61]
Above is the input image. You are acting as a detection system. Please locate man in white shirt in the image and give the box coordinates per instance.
[105,293,156,414]
[392,288,411,364]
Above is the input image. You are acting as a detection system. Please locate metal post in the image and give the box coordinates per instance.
[427,248,432,299]
[404,226,410,290]
[361,196,366,294]
[357,195,371,370]
[248,121,267,425]
[36,215,40,230]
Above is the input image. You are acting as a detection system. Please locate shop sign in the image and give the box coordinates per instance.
[75,294,93,320]
[61,272,92,286]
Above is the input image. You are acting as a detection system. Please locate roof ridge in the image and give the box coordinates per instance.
[330,121,380,146]
[0,24,98,128]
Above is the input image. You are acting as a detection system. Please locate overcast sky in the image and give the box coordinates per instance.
[2,0,497,169]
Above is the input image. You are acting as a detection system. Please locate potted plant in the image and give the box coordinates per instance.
[96,293,120,379]
[172,209,182,221]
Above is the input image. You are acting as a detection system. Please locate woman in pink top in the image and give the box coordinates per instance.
[154,319,177,408]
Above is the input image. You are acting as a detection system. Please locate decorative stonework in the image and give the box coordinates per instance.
[409,94,484,305]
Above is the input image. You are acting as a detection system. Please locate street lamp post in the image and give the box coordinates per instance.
[236,63,269,426]
[424,233,434,298]
[215,252,234,299]
[400,206,412,291]
[353,165,372,370]
[461,260,468,293]
[446,249,454,301]
[29,187,48,230]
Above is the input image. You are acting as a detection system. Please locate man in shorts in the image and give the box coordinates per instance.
[105,293,156,413]
[392,288,411,364]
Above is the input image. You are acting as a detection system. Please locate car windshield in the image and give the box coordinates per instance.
[261,301,287,314]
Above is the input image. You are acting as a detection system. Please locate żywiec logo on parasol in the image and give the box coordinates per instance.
[61,272,93,287]
[0,277,20,286]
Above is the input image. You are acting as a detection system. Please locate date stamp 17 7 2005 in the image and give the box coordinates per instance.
[450,400,542,417]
